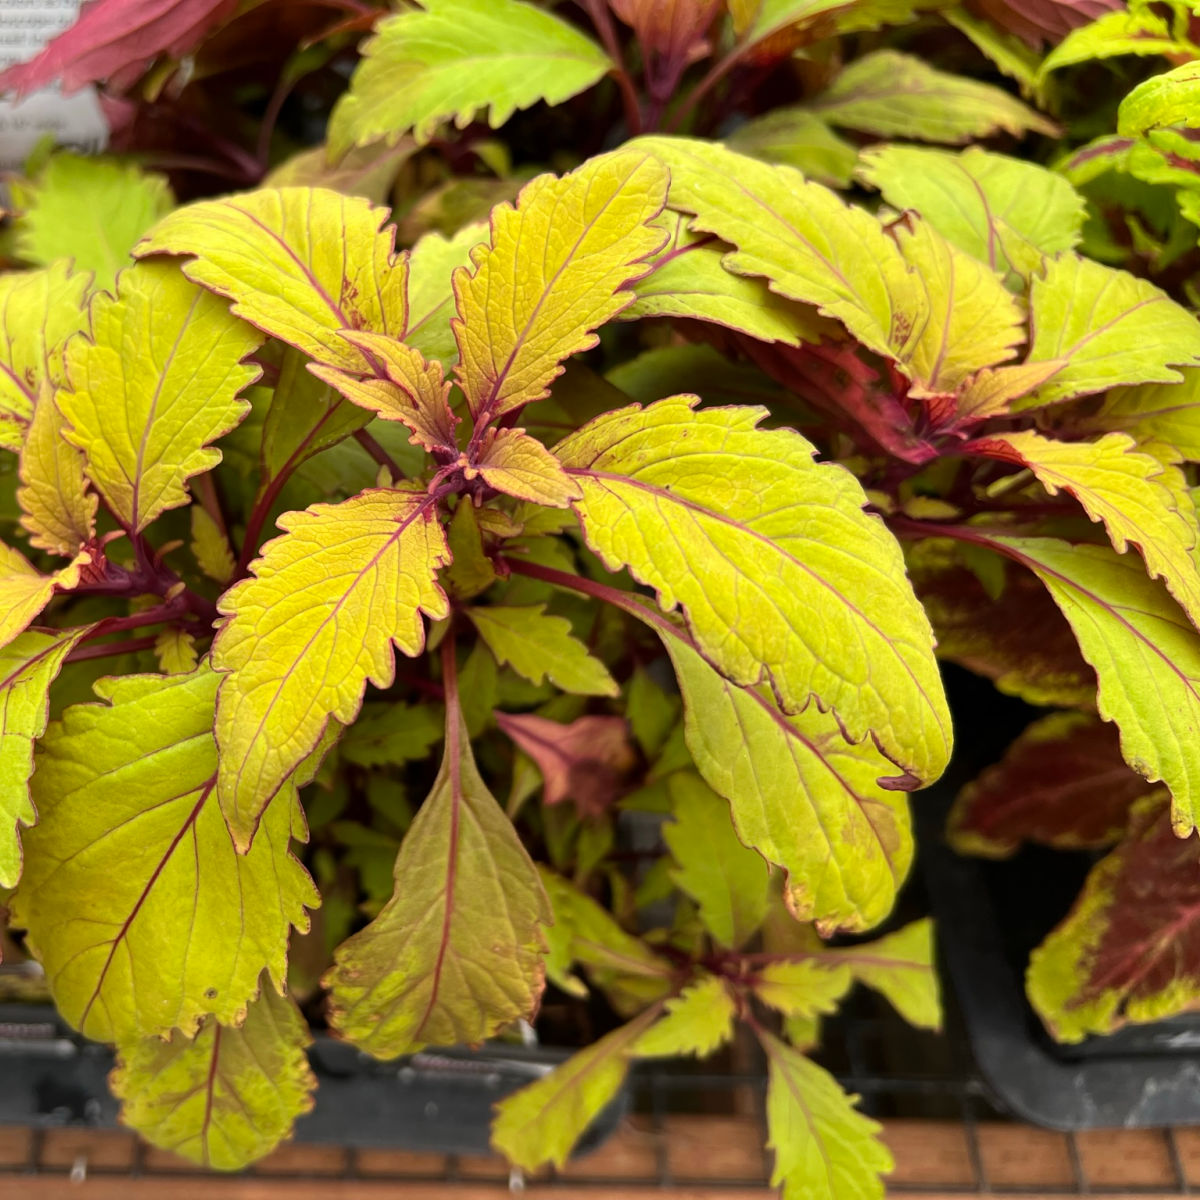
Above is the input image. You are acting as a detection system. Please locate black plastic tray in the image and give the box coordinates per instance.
[0,1003,626,1156]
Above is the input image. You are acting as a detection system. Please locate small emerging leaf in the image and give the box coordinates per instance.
[634,974,736,1058]
[190,506,235,585]
[471,428,581,507]
[466,605,617,696]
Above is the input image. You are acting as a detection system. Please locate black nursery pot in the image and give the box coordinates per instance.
[921,668,1200,1130]
[0,1001,627,1156]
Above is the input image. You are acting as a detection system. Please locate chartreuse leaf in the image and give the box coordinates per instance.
[339,701,443,768]
[857,145,1085,282]
[324,699,549,1057]
[831,918,941,1029]
[0,263,91,450]
[633,136,920,364]
[1028,793,1200,1042]
[214,485,450,850]
[465,605,617,697]
[727,108,858,188]
[453,152,667,425]
[625,213,834,346]
[634,974,736,1058]
[11,667,318,1044]
[892,217,1024,395]
[985,535,1200,836]
[328,0,610,154]
[1020,254,1200,409]
[754,959,853,1020]
[1119,62,1200,138]
[259,349,372,491]
[13,154,172,293]
[58,259,261,533]
[190,507,235,585]
[557,397,951,785]
[760,1030,892,1200]
[664,771,769,949]
[1082,369,1200,461]
[18,383,95,556]
[136,187,409,370]
[313,332,456,453]
[442,501,497,600]
[0,542,89,651]
[154,628,198,675]
[0,627,89,888]
[979,430,1200,625]
[493,1006,659,1171]
[111,986,315,1171]
[811,50,1055,143]
[404,222,489,367]
[950,712,1151,858]
[471,428,581,507]
[943,10,1041,95]
[665,638,913,934]
[1041,8,1187,77]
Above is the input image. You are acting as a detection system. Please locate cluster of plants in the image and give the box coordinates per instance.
[3,0,1200,1192]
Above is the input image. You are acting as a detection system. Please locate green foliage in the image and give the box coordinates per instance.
[4,0,1200,1185]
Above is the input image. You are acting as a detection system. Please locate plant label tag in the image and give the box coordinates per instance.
[0,0,107,171]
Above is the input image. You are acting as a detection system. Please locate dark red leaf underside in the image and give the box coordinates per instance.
[967,0,1122,48]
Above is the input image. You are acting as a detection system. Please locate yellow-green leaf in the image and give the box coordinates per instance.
[811,50,1055,143]
[442,500,497,600]
[634,974,735,1059]
[0,542,89,651]
[111,986,315,1171]
[453,151,668,424]
[58,259,261,532]
[985,535,1200,836]
[214,485,450,850]
[313,332,456,453]
[11,667,318,1043]
[829,918,941,1030]
[470,428,580,507]
[761,1030,892,1200]
[663,770,769,949]
[857,145,1084,283]
[981,430,1200,626]
[1042,8,1185,77]
[727,107,858,188]
[557,396,951,785]
[0,627,88,888]
[136,187,408,371]
[154,628,198,674]
[18,383,96,555]
[892,216,1024,395]
[1080,368,1200,462]
[466,604,617,696]
[404,222,489,367]
[328,0,611,153]
[492,1008,657,1171]
[13,154,172,294]
[0,263,91,450]
[633,136,919,364]
[324,699,549,1057]
[339,700,443,768]
[190,506,235,585]
[1021,254,1200,409]
[1118,61,1200,138]
[754,960,853,1019]
[625,213,834,346]
[665,637,912,934]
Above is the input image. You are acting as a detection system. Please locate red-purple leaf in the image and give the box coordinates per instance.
[968,0,1122,49]
[0,0,239,97]
[950,711,1154,858]
[495,712,636,818]
[1028,793,1200,1041]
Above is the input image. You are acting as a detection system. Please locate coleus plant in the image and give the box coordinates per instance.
[4,0,1200,1194]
